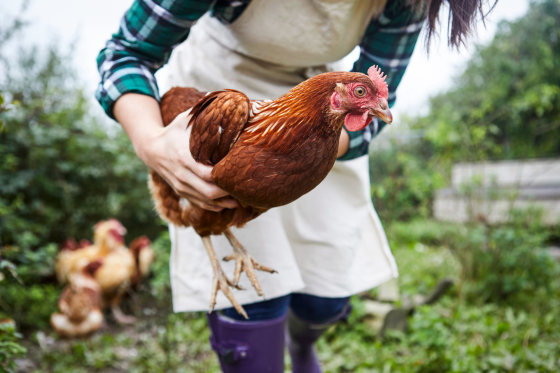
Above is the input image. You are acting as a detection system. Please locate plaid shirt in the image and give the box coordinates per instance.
[96,0,426,160]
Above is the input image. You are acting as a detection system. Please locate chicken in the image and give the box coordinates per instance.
[55,219,126,283]
[93,236,154,324]
[51,260,104,338]
[128,235,155,288]
[149,66,393,318]
[92,238,137,324]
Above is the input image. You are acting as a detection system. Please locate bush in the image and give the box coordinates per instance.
[0,319,26,373]
[0,244,60,330]
[370,136,446,222]
[146,232,173,305]
[388,218,461,248]
[446,210,559,307]
[0,39,164,254]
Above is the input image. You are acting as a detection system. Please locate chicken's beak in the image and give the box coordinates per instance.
[370,98,393,124]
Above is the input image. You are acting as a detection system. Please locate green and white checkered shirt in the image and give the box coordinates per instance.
[96,0,426,160]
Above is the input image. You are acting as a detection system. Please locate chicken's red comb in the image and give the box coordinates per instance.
[130,235,151,252]
[367,65,389,99]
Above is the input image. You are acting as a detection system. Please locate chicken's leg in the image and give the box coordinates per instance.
[202,236,248,319]
[223,228,277,297]
[110,288,137,324]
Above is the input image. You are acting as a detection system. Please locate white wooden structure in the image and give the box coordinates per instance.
[433,159,560,225]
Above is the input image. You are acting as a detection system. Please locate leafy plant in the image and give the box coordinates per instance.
[0,8,166,253]
[370,135,446,222]
[146,232,173,305]
[449,211,559,307]
[0,319,26,373]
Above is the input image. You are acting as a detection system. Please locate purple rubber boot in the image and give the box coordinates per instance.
[207,312,286,373]
[287,304,352,373]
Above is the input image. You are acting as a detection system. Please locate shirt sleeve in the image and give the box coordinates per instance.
[95,0,214,119]
[338,1,426,161]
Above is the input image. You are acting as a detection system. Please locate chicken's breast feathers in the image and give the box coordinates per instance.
[94,247,135,292]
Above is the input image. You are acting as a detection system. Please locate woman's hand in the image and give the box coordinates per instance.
[114,93,238,212]
[337,129,350,158]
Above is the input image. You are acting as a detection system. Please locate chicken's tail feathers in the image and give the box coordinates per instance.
[161,87,206,126]
[148,171,193,227]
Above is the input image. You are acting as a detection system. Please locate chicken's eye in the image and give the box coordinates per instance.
[354,86,367,97]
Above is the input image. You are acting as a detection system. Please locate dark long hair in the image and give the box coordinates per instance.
[415,0,497,48]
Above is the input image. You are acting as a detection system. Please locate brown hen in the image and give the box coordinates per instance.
[149,66,392,318]
[51,260,104,338]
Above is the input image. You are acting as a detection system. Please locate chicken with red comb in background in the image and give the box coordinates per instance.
[128,235,155,288]
[55,219,126,284]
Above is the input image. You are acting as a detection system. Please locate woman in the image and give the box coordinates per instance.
[96,1,488,371]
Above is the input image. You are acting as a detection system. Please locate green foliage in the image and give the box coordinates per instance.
[1,243,57,282]
[449,213,558,306]
[0,10,167,346]
[0,320,26,373]
[389,214,559,308]
[0,93,9,129]
[0,283,59,331]
[387,217,461,248]
[317,243,560,373]
[419,0,560,161]
[147,233,173,305]
[370,137,446,221]
[29,311,218,373]
[0,36,164,253]
[0,244,60,330]
[371,0,560,222]
[386,221,460,297]
[377,301,559,372]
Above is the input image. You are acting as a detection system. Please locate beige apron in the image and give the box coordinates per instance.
[160,0,398,313]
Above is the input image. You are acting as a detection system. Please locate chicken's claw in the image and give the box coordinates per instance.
[224,229,277,297]
[209,266,248,319]
[111,306,137,325]
[202,236,248,319]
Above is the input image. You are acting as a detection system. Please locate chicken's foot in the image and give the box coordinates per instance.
[202,236,248,319]
[223,228,277,297]
[110,290,137,324]
[111,305,137,324]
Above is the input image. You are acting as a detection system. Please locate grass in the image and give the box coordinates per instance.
[26,312,219,373]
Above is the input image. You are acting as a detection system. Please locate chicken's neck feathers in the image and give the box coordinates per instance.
[245,97,340,141]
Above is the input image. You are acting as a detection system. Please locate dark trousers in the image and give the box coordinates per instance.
[223,293,350,323]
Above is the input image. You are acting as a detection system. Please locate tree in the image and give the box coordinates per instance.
[418,0,560,161]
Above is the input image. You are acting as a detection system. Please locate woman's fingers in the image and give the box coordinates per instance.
[151,109,240,211]
[173,167,229,200]
[161,166,239,210]
[214,197,240,209]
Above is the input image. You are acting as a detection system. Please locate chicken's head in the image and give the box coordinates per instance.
[93,219,126,249]
[60,238,79,252]
[129,235,151,255]
[330,65,392,131]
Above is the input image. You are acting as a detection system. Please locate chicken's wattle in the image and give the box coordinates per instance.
[344,110,371,131]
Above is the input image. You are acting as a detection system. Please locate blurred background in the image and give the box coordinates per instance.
[1,0,559,372]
